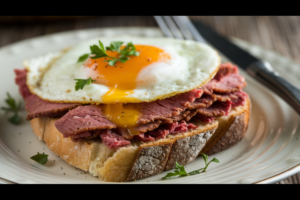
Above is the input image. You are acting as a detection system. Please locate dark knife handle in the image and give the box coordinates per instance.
[247,61,300,115]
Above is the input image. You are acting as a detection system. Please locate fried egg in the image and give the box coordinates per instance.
[24,36,220,106]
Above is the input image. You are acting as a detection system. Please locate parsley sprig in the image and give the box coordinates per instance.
[77,40,140,66]
[74,77,96,91]
[162,153,219,179]
[1,92,22,125]
[30,152,48,165]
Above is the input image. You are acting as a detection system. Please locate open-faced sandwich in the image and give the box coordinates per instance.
[14,37,250,182]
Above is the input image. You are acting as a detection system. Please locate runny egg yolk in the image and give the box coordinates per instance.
[85,45,171,134]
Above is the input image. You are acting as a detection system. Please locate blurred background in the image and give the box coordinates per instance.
[1,16,300,184]
[1,16,300,64]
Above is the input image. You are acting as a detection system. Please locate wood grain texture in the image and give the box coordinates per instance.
[1,16,299,184]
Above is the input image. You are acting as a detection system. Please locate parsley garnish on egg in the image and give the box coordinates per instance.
[1,92,22,125]
[74,77,96,91]
[77,40,140,66]
[162,153,219,179]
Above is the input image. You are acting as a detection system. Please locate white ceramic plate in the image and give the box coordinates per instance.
[1,27,300,184]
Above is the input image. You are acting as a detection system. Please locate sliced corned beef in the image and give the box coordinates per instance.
[200,79,216,95]
[127,121,162,135]
[231,90,248,107]
[156,89,203,113]
[54,89,202,141]
[54,105,117,137]
[133,133,155,141]
[195,91,247,122]
[167,121,197,134]
[118,109,198,140]
[199,68,244,95]
[69,131,92,142]
[200,63,244,94]
[212,74,246,93]
[100,130,131,149]
[214,63,239,80]
[198,101,232,117]
[63,120,199,143]
[137,89,203,124]
[14,69,32,99]
[118,121,162,140]
[187,123,198,129]
[214,90,248,103]
[176,109,198,122]
[195,114,215,123]
[188,94,216,109]
[25,95,81,120]
[166,121,189,134]
[213,92,235,102]
[161,109,198,124]
[145,121,197,140]
[147,129,170,140]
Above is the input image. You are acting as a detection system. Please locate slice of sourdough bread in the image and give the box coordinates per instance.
[29,97,250,182]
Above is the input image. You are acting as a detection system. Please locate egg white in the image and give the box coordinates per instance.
[24,36,220,104]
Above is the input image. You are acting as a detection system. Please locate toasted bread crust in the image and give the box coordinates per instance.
[28,97,250,182]
[206,113,246,155]
[127,144,173,181]
[201,97,250,155]
[125,121,219,180]
[164,128,215,170]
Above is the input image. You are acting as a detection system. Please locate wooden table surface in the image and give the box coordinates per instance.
[1,16,299,184]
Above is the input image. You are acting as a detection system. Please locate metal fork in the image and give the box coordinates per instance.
[154,16,207,43]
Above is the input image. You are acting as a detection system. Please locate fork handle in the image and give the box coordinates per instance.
[247,61,300,115]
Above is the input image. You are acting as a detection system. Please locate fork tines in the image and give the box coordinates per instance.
[154,16,207,44]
